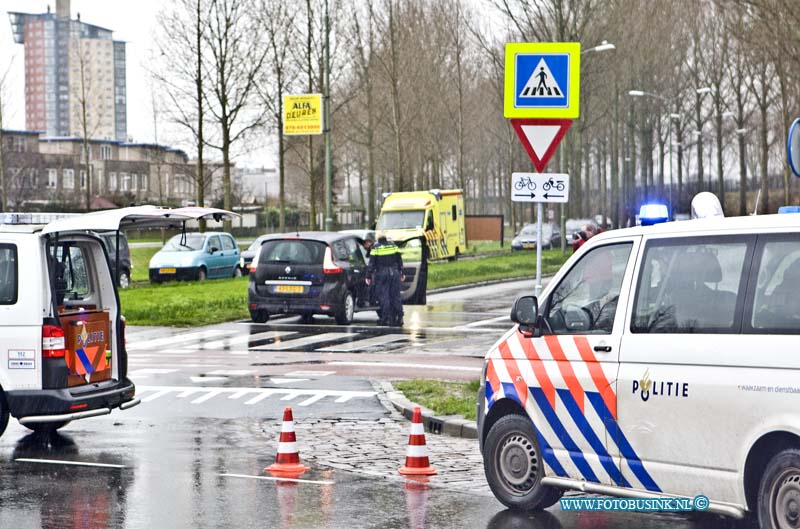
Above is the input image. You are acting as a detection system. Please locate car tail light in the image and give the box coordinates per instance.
[249,246,263,273]
[42,324,66,358]
[121,316,127,351]
[323,246,342,274]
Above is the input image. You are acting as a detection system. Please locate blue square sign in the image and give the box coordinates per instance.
[514,54,570,109]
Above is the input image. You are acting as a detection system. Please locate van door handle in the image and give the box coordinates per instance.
[593,345,612,353]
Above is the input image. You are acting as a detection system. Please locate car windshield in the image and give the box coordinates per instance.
[519,225,553,237]
[163,234,205,252]
[259,239,326,265]
[377,210,425,230]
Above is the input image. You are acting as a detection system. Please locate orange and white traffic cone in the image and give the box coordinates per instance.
[399,406,437,476]
[265,407,310,477]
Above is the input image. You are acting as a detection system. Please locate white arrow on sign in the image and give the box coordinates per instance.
[511,173,569,203]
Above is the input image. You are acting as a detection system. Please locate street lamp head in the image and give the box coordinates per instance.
[582,40,616,55]
[670,113,682,120]
[692,130,702,137]
[736,128,747,135]
[696,87,713,95]
[628,90,645,97]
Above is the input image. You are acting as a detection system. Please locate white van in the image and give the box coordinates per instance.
[0,206,236,436]
[479,211,800,528]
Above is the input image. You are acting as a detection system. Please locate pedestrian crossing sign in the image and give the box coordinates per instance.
[504,42,580,119]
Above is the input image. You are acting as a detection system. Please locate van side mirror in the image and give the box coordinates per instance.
[511,295,538,325]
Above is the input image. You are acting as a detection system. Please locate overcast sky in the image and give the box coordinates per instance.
[0,0,276,168]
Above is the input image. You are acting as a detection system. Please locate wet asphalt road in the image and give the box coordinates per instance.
[0,279,754,528]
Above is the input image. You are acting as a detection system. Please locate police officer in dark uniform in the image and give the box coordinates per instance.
[366,232,404,326]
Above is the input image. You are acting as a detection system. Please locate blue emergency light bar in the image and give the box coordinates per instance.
[639,204,669,226]
[778,206,800,214]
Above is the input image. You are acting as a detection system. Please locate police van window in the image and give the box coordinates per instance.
[632,239,749,333]
[0,244,17,305]
[749,240,800,332]
[221,235,235,251]
[547,243,632,335]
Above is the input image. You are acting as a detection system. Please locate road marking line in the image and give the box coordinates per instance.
[176,389,201,398]
[285,370,335,377]
[220,473,333,485]
[245,392,276,405]
[128,368,179,376]
[15,458,125,469]
[140,389,172,402]
[207,369,255,376]
[134,386,376,407]
[191,390,223,404]
[299,393,327,406]
[317,334,411,352]
[250,332,353,351]
[328,361,482,372]
[270,378,309,384]
[190,376,228,383]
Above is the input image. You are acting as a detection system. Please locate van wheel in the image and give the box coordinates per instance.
[118,270,130,289]
[26,421,70,433]
[197,267,207,281]
[233,266,243,278]
[483,414,563,510]
[335,292,354,325]
[758,448,800,529]
[250,310,269,323]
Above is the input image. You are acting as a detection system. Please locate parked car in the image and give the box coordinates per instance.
[248,232,378,324]
[149,232,241,282]
[511,223,561,251]
[241,235,270,274]
[96,231,132,288]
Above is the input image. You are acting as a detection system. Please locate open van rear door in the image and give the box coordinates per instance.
[40,205,240,234]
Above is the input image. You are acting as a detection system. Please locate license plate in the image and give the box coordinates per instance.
[159,268,177,274]
[522,243,535,249]
[276,285,304,294]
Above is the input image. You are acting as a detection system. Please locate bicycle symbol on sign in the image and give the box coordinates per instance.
[514,176,537,191]
[542,177,565,192]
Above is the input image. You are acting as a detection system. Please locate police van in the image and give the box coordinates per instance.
[0,206,235,437]
[479,197,800,528]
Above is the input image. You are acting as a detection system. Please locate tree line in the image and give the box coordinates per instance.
[151,0,800,232]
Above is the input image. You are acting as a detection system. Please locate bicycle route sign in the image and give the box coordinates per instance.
[511,172,569,203]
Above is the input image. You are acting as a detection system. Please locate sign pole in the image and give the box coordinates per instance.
[536,201,543,296]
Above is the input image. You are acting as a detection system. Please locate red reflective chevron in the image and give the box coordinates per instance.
[544,336,585,413]
[573,336,617,419]
[515,331,557,410]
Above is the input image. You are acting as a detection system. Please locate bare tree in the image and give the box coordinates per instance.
[152,0,212,214]
[257,0,296,231]
[0,64,9,212]
[203,0,269,228]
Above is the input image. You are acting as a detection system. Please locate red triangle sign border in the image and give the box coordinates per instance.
[511,118,573,173]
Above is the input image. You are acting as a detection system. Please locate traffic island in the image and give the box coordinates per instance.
[377,380,478,440]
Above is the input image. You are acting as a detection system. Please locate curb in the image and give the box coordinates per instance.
[376,380,478,440]
[428,275,536,295]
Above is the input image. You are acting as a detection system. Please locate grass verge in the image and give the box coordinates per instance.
[427,248,568,290]
[393,379,480,421]
[119,277,249,327]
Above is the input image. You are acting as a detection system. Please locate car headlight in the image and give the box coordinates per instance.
[407,239,421,248]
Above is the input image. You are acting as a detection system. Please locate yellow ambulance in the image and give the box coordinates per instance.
[376,189,466,304]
